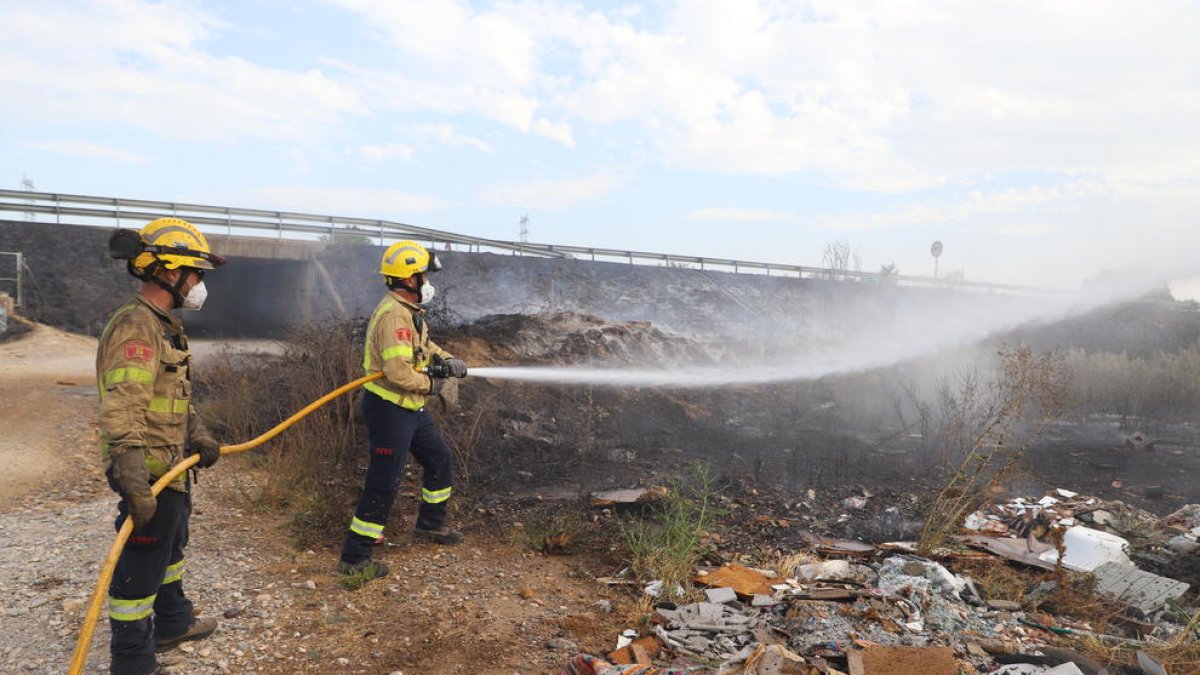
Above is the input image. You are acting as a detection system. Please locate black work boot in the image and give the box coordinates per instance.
[336,558,390,578]
[413,526,463,545]
[155,617,218,652]
[336,559,390,590]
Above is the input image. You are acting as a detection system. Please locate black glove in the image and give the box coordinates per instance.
[111,450,157,528]
[445,358,468,378]
[427,375,445,396]
[192,437,221,469]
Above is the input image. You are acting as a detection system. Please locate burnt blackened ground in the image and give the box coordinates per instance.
[435,312,1200,539]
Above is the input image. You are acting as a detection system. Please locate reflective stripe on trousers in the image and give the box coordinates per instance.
[349,516,384,539]
[162,558,186,585]
[108,594,157,622]
[422,486,452,504]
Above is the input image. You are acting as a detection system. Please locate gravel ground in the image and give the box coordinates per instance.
[0,464,633,675]
[0,472,298,674]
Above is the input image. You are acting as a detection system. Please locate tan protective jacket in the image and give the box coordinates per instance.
[361,292,453,411]
[96,296,215,492]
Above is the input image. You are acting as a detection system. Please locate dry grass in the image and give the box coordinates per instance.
[959,558,1032,605]
[917,345,1070,555]
[197,319,367,547]
[620,463,724,601]
[773,551,819,579]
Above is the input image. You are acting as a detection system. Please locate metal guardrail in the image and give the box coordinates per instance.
[0,189,1046,293]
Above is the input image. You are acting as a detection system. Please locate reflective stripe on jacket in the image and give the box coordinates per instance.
[96,297,215,492]
[361,292,452,410]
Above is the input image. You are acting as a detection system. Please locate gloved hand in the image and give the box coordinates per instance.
[111,450,157,528]
[445,358,468,379]
[192,436,221,469]
[427,375,445,396]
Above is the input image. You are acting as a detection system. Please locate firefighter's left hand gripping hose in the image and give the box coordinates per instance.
[68,371,384,675]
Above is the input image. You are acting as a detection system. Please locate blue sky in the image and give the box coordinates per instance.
[2,0,1199,292]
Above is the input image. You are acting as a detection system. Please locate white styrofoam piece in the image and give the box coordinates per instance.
[1037,526,1131,572]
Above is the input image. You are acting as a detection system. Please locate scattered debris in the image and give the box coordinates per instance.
[590,486,671,508]
[1037,525,1132,572]
[1156,503,1200,534]
[846,645,957,675]
[1092,561,1190,617]
[695,565,777,598]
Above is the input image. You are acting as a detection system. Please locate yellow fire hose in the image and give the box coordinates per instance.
[68,371,383,675]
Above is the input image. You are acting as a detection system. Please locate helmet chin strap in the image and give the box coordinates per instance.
[388,274,422,296]
[150,267,192,309]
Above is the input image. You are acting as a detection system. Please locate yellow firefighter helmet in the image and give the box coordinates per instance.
[129,218,224,275]
[379,240,442,279]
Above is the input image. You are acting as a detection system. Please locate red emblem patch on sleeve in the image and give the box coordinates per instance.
[123,340,155,362]
[395,328,413,342]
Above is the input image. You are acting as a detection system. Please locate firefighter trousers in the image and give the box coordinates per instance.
[340,391,454,564]
[105,477,195,675]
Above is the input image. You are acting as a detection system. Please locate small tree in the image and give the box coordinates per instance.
[821,239,862,281]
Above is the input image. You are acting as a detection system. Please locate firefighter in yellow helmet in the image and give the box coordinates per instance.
[98,218,225,674]
[338,240,468,582]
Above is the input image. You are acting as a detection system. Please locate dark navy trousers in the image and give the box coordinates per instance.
[106,481,194,675]
[340,391,454,564]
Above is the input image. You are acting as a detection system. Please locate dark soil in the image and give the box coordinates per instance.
[435,313,1200,530]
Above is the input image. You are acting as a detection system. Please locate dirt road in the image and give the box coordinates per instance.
[0,324,98,507]
[0,325,627,674]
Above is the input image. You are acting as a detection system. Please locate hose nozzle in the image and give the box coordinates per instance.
[423,354,462,379]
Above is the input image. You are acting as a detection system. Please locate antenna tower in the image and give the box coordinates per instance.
[519,214,529,243]
[21,174,36,221]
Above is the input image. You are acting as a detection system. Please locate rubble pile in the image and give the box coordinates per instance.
[567,487,1197,674]
[961,488,1197,619]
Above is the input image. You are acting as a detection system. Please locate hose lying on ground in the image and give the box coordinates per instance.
[68,371,384,675]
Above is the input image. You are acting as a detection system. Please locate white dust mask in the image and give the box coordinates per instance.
[418,281,436,305]
[181,281,207,310]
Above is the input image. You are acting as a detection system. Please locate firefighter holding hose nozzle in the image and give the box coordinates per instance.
[337,240,469,583]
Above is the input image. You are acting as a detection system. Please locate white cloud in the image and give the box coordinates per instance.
[326,0,537,87]
[411,124,492,152]
[350,143,415,161]
[0,1,363,142]
[985,223,1060,237]
[478,172,625,210]
[23,140,148,164]
[687,208,785,223]
[290,149,311,173]
[26,0,1190,198]
[530,119,574,147]
[816,179,1108,231]
[245,186,445,216]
